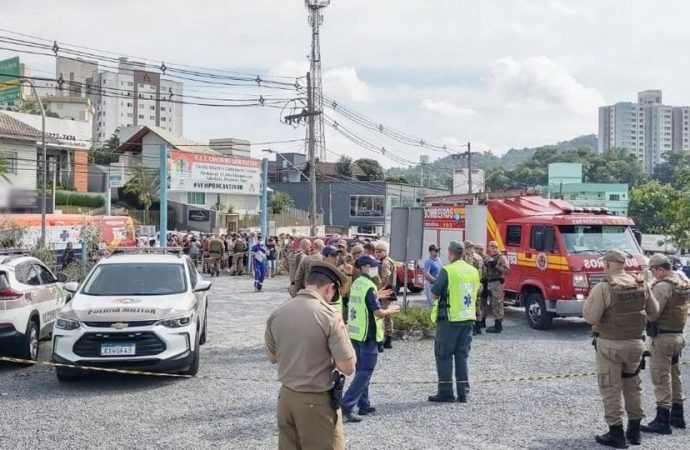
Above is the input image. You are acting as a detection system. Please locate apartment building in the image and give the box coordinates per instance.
[598,90,687,174]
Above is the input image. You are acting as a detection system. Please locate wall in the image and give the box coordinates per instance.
[0,139,37,191]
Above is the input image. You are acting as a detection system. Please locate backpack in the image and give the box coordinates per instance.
[235,239,248,252]
[288,250,305,283]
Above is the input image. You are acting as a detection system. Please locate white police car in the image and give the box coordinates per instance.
[52,250,211,381]
[0,254,68,361]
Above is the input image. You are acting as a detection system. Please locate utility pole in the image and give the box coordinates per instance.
[306,0,329,161]
[260,158,269,240]
[451,142,478,195]
[159,144,168,248]
[307,72,317,236]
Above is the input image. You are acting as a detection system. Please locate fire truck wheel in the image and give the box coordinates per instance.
[524,292,553,330]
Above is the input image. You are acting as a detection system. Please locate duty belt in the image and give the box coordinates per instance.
[659,329,684,334]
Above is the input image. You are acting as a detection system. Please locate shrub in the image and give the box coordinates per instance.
[55,192,105,208]
[394,306,434,333]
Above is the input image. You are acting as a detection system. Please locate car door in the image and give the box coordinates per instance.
[33,263,61,335]
[187,258,206,324]
[14,263,47,332]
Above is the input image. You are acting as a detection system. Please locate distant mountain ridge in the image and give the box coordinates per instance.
[386,134,598,185]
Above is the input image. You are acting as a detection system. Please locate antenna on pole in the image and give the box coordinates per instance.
[305,0,329,162]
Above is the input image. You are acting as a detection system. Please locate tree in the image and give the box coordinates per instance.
[354,158,384,181]
[123,165,159,211]
[269,191,294,214]
[90,132,121,165]
[384,175,409,184]
[628,181,680,234]
[0,153,9,182]
[335,156,353,178]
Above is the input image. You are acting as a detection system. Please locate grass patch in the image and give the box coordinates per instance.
[395,306,434,333]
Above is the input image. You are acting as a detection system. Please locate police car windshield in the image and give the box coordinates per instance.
[559,225,641,256]
[82,263,187,296]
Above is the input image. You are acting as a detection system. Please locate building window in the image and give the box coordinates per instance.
[127,113,133,118]
[138,114,144,119]
[161,117,166,122]
[187,192,205,205]
[161,107,166,112]
[150,106,155,110]
[150,115,155,120]
[1,151,17,175]
[350,195,385,217]
[609,194,620,201]
[506,225,522,246]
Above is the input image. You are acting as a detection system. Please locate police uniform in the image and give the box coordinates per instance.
[485,242,509,333]
[641,254,689,434]
[294,241,325,292]
[287,249,305,298]
[374,242,396,349]
[208,237,225,277]
[583,249,659,448]
[463,241,484,335]
[341,255,387,422]
[265,262,353,450]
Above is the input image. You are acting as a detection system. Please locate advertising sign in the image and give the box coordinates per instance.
[169,151,261,195]
[0,57,20,104]
[424,205,465,229]
[188,210,210,222]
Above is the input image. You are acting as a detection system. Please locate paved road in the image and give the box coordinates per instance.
[1,275,690,449]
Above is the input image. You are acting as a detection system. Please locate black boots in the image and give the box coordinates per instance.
[383,336,393,349]
[625,419,641,445]
[671,403,686,429]
[427,394,455,403]
[641,406,672,435]
[472,322,482,335]
[478,318,486,329]
[486,319,503,333]
[595,424,628,449]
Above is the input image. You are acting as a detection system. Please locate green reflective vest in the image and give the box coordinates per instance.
[348,275,384,343]
[431,259,479,324]
[330,295,343,316]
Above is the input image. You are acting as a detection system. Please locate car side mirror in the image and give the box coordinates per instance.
[56,272,69,283]
[194,280,212,292]
[64,282,79,294]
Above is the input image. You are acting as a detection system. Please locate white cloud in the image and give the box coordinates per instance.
[489,56,605,114]
[323,67,371,102]
[420,99,476,118]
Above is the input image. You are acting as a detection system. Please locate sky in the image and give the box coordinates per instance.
[4,0,690,168]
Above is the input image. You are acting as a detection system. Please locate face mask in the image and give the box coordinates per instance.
[368,267,379,279]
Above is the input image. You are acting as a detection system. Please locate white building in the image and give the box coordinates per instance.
[42,96,94,123]
[54,56,183,144]
[598,90,687,174]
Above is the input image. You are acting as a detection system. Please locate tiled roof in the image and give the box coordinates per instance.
[117,125,221,155]
[0,112,43,141]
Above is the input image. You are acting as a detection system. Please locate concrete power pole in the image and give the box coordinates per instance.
[307,73,317,236]
[306,0,329,162]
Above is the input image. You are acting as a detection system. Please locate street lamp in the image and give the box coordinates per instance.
[19,79,47,246]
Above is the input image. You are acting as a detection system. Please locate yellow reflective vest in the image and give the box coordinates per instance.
[348,275,384,343]
[431,259,480,324]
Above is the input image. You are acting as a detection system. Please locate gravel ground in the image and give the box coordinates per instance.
[1,274,690,449]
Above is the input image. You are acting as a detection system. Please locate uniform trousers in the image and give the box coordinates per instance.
[379,299,394,336]
[342,339,379,414]
[277,386,344,450]
[487,281,504,320]
[435,320,472,398]
[648,333,686,409]
[595,337,646,426]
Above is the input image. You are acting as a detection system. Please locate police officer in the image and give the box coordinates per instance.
[641,254,689,435]
[463,240,484,336]
[321,245,347,316]
[374,241,396,349]
[474,243,489,329]
[288,239,312,297]
[208,235,225,277]
[485,241,509,333]
[294,239,325,292]
[428,241,480,403]
[584,249,659,448]
[341,255,399,422]
[265,261,356,450]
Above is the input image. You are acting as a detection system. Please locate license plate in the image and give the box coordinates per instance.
[100,343,136,356]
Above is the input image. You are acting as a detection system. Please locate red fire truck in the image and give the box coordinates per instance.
[424,191,646,329]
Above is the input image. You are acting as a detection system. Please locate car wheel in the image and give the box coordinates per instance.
[18,318,39,362]
[56,366,80,382]
[199,309,208,346]
[524,292,553,330]
[182,327,201,376]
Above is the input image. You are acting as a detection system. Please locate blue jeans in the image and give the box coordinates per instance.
[434,320,472,397]
[424,282,434,308]
[342,340,379,414]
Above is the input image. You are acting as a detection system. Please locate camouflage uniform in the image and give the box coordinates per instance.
[485,253,509,320]
[377,256,397,338]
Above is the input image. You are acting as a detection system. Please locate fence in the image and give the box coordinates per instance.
[238,207,323,229]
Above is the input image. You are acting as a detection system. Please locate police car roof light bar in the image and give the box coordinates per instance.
[109,247,183,257]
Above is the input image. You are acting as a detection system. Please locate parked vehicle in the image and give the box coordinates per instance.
[52,249,211,381]
[425,194,646,330]
[0,253,68,361]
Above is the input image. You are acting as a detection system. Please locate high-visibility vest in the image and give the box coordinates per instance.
[330,295,343,316]
[431,260,479,324]
[348,275,384,343]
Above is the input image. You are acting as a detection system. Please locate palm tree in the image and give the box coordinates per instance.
[124,165,159,211]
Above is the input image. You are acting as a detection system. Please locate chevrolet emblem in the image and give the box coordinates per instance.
[111,322,129,330]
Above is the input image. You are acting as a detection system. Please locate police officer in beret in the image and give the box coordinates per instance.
[265,261,356,450]
[584,249,659,448]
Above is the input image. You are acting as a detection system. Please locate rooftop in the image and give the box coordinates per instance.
[117,126,221,155]
[0,112,43,141]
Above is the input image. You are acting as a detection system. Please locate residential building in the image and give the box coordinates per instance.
[42,96,94,122]
[539,162,629,216]
[54,56,183,144]
[209,138,251,158]
[269,180,448,236]
[2,111,92,192]
[267,152,367,183]
[0,112,41,200]
[598,90,687,174]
